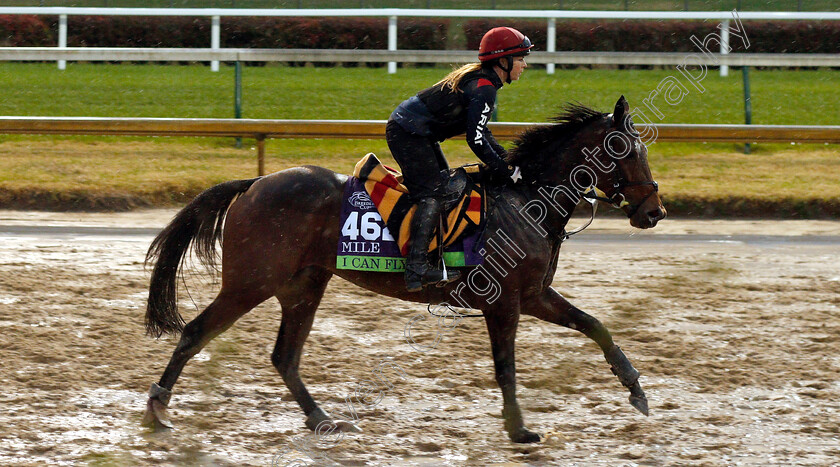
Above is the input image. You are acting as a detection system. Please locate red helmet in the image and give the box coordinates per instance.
[478,27,533,62]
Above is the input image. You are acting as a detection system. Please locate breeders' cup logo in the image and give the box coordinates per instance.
[349,191,375,210]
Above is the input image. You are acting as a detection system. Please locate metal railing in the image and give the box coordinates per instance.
[0,1,832,11]
[3,47,840,67]
[1,7,839,74]
[2,117,837,175]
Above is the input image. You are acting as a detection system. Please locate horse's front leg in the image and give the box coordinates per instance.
[522,287,649,416]
[483,306,541,443]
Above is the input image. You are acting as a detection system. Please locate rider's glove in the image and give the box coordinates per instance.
[488,160,517,185]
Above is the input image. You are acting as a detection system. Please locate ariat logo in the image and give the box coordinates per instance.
[474,103,491,145]
[349,191,375,209]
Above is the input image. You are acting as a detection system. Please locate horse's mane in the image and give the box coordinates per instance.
[508,104,607,166]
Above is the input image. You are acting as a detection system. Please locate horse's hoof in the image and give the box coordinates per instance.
[142,398,174,431]
[308,419,361,433]
[629,382,649,416]
[509,427,541,444]
[333,420,363,433]
[305,409,362,433]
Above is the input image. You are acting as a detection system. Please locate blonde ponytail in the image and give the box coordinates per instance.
[434,63,483,92]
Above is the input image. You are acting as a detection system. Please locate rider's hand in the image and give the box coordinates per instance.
[483,158,520,186]
[488,162,514,185]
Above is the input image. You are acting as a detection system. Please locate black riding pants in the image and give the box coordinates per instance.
[386,120,449,200]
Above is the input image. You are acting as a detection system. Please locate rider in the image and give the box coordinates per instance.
[386,27,532,292]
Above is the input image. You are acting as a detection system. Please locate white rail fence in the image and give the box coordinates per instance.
[3,47,839,68]
[1,7,839,75]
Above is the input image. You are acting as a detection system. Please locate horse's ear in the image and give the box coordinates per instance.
[612,95,629,126]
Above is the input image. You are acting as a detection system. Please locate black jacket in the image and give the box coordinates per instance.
[390,67,510,175]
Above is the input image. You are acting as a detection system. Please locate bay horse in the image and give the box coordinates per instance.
[142,96,666,444]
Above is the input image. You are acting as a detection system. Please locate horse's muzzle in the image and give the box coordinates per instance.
[629,205,666,229]
[645,206,667,228]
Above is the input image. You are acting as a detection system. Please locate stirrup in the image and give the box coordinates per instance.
[434,260,461,288]
[405,264,460,292]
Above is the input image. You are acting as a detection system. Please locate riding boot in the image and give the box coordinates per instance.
[405,197,461,292]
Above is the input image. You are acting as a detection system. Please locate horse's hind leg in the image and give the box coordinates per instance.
[142,287,268,429]
[271,267,361,433]
[522,288,649,416]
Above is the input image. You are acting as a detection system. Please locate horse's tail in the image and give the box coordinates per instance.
[145,177,260,338]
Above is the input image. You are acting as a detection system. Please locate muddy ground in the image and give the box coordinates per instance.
[0,210,838,466]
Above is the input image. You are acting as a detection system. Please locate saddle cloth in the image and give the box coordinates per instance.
[353,153,486,256]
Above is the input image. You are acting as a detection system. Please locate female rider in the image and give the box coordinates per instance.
[386,27,532,292]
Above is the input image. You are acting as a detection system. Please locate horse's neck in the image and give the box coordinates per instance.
[489,182,577,243]
[524,182,578,238]
[497,132,597,242]
[516,152,586,239]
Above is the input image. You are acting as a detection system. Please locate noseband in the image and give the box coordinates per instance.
[604,179,659,218]
[566,160,657,240]
[585,158,659,218]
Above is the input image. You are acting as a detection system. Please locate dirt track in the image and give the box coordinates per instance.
[1,210,838,466]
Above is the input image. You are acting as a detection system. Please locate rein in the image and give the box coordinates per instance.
[427,116,661,319]
[562,189,599,240]
[428,186,600,320]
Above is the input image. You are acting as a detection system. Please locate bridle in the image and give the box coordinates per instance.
[587,177,659,219]
[584,133,659,219]
[564,135,659,240]
[431,119,660,318]
[563,177,658,242]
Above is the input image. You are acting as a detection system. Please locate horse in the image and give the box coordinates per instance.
[141,96,666,444]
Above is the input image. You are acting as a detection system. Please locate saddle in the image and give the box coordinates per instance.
[353,154,486,256]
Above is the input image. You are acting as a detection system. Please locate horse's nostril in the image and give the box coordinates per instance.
[647,208,665,221]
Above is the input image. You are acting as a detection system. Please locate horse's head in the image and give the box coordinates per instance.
[511,96,666,230]
[590,96,666,229]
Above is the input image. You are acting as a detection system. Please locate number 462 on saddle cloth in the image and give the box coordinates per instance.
[337,154,486,273]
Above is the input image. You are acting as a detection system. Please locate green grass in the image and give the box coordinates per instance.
[0,0,836,11]
[0,63,838,215]
[1,63,837,126]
